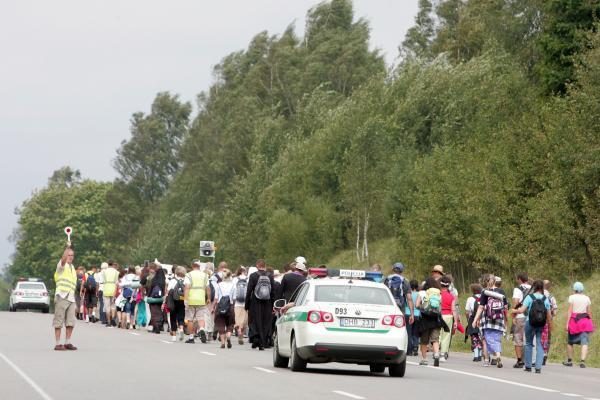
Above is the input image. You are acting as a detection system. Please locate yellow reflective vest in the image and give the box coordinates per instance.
[187,270,208,306]
[102,267,119,297]
[54,263,77,294]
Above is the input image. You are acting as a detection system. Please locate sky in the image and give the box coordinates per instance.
[0,0,419,269]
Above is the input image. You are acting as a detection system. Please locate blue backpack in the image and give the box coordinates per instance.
[387,275,405,308]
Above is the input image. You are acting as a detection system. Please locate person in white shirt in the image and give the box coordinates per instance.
[563,282,594,368]
[214,269,236,349]
[511,272,531,368]
[232,267,249,344]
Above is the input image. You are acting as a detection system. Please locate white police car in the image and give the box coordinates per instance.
[9,278,50,313]
[273,269,408,377]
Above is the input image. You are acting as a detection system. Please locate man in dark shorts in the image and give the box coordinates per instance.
[83,266,99,322]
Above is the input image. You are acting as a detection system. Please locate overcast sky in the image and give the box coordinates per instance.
[0,0,419,269]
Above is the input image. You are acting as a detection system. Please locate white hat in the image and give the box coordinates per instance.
[100,262,108,270]
[295,263,307,272]
[295,256,307,264]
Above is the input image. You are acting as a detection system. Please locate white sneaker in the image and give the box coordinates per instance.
[440,357,447,363]
[171,335,177,342]
[147,325,153,332]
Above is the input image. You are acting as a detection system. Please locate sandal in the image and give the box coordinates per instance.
[54,344,65,351]
[64,344,78,350]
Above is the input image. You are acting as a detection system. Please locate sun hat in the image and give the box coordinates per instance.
[100,262,108,270]
[573,282,584,293]
[295,263,307,272]
[431,265,444,274]
[295,256,307,264]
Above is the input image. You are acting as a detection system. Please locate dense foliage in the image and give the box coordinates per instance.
[7,0,599,289]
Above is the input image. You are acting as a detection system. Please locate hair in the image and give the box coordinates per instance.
[256,259,266,269]
[128,266,136,274]
[175,266,186,277]
[531,279,544,293]
[266,267,274,276]
[410,279,419,291]
[517,272,529,283]
[218,261,228,270]
[495,279,502,288]
[423,277,441,291]
[148,262,158,271]
[480,274,495,289]
[118,269,125,278]
[283,263,292,272]
[221,268,232,280]
[153,268,166,288]
[470,283,483,295]
[440,275,452,288]
[236,266,247,276]
[371,264,382,272]
[543,280,551,290]
[135,265,141,275]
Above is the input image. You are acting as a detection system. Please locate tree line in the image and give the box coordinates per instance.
[7,0,599,288]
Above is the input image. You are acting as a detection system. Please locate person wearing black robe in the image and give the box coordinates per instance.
[245,260,275,350]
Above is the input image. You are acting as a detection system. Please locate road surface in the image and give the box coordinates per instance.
[0,311,598,400]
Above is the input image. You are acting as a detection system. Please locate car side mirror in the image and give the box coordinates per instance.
[273,298,287,310]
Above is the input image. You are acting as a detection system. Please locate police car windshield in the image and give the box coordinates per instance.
[18,283,45,290]
[315,286,392,305]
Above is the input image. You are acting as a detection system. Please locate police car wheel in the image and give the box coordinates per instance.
[42,307,49,314]
[389,359,406,377]
[290,336,307,372]
[369,364,386,373]
[9,305,15,312]
[273,333,289,368]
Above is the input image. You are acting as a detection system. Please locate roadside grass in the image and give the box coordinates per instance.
[451,273,599,367]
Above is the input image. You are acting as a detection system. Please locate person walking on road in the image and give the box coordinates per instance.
[82,266,98,323]
[472,274,508,368]
[53,244,78,351]
[166,266,186,342]
[542,280,558,365]
[512,279,552,373]
[102,261,119,327]
[406,280,421,356]
[245,259,275,350]
[465,283,483,362]
[415,277,443,366]
[279,260,307,302]
[563,282,594,368]
[184,261,211,343]
[439,275,459,362]
[233,267,249,345]
[215,268,235,349]
[95,263,107,324]
[511,272,531,368]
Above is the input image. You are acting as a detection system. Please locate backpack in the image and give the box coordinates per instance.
[76,276,83,292]
[485,296,505,321]
[528,294,547,328]
[123,286,133,299]
[217,295,231,316]
[235,278,247,303]
[84,273,97,292]
[254,274,272,301]
[420,288,442,317]
[387,275,405,308]
[172,278,184,301]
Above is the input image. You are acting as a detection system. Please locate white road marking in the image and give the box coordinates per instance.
[407,361,559,393]
[160,340,173,345]
[561,395,582,398]
[253,367,276,374]
[584,398,600,400]
[332,390,365,400]
[200,351,217,356]
[0,352,54,400]
[129,332,140,336]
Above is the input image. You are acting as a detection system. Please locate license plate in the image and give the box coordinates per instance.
[339,317,375,328]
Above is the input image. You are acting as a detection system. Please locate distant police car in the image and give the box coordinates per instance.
[9,278,50,313]
[273,268,408,377]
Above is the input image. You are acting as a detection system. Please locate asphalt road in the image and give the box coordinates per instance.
[0,311,598,400]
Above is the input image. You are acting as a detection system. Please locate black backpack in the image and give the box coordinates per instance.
[217,295,231,316]
[254,274,271,301]
[172,278,184,301]
[528,294,547,327]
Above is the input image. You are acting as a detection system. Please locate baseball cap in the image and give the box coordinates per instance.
[573,282,584,293]
[392,262,405,272]
[494,276,502,283]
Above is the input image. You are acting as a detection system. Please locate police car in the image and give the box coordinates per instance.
[273,268,408,377]
[9,278,50,313]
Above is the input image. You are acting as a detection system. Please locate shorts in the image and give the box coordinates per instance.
[419,327,441,345]
[53,296,76,328]
[235,306,248,329]
[103,296,116,313]
[185,305,207,323]
[568,332,590,346]
[513,318,525,346]
[85,292,98,308]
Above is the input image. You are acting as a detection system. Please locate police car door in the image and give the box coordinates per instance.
[278,282,310,356]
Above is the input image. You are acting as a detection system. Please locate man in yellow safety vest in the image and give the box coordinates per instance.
[102,261,119,327]
[53,244,78,350]
[184,261,211,343]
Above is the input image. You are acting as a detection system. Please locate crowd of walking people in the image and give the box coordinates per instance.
[54,243,594,373]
